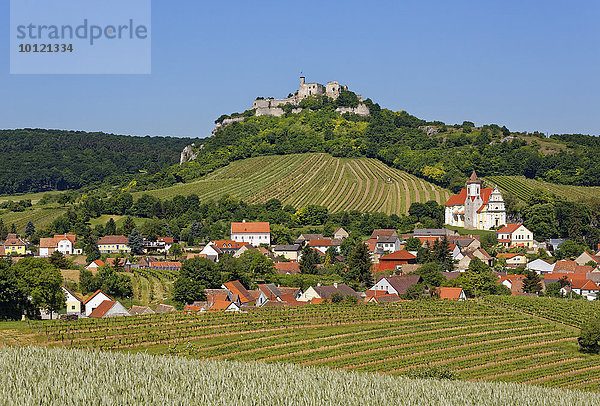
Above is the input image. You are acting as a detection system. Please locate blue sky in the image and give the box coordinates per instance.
[1,0,599,139]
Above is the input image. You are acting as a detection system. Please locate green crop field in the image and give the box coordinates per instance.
[10,299,600,393]
[486,176,600,202]
[135,153,452,215]
[2,346,597,406]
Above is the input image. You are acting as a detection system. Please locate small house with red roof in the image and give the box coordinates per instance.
[444,171,506,230]
[377,250,417,272]
[88,300,130,318]
[231,221,270,247]
[496,224,534,249]
[308,238,341,254]
[39,234,78,257]
[435,287,467,301]
[275,262,301,275]
[83,290,113,316]
[86,259,105,270]
[497,252,527,267]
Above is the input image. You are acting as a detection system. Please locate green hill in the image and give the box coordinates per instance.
[485,175,600,202]
[135,153,452,215]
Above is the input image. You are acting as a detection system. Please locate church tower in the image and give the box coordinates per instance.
[464,170,482,229]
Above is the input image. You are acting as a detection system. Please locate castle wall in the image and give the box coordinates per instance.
[336,103,370,117]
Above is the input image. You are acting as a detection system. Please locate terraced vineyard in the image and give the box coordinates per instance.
[31,300,599,392]
[486,175,600,202]
[136,153,452,214]
[0,205,67,233]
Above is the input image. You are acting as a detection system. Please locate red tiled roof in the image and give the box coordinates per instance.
[231,222,270,234]
[88,300,115,318]
[89,260,104,267]
[157,237,174,243]
[210,300,236,310]
[554,260,593,274]
[496,224,522,234]
[571,280,600,290]
[212,240,245,250]
[224,280,254,303]
[436,287,464,300]
[379,250,416,261]
[275,262,300,274]
[497,252,525,259]
[309,239,333,247]
[97,235,128,245]
[445,188,493,206]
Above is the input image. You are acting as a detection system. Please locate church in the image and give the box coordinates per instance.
[444,171,506,230]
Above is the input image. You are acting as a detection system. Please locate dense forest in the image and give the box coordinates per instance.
[146,97,600,193]
[0,129,201,194]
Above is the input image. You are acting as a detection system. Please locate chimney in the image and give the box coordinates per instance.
[300,76,305,85]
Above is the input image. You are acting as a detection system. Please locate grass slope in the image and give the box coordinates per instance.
[486,175,600,202]
[1,346,597,406]
[0,204,67,233]
[136,153,452,215]
[10,299,600,392]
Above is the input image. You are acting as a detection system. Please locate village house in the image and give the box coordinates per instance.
[526,258,555,275]
[496,224,534,249]
[86,259,105,270]
[199,243,223,262]
[154,303,176,313]
[145,261,182,271]
[143,236,174,253]
[499,275,525,295]
[376,250,417,272]
[61,285,83,315]
[553,259,594,275]
[274,262,301,274]
[369,229,401,252]
[88,300,131,318]
[298,283,360,302]
[413,229,458,246]
[575,251,600,266]
[445,171,506,230]
[294,233,324,245]
[83,290,113,316]
[211,240,246,255]
[97,235,130,254]
[365,292,402,303]
[435,287,467,301]
[39,234,79,257]
[497,252,528,267]
[231,221,270,247]
[308,239,341,254]
[333,227,349,240]
[129,305,155,315]
[273,244,302,261]
[222,280,258,306]
[2,234,27,256]
[369,275,422,296]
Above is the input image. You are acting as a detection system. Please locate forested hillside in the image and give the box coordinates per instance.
[0,129,201,194]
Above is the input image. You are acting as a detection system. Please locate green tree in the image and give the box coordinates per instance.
[219,254,252,288]
[105,218,117,235]
[10,223,16,234]
[345,243,373,288]
[432,236,454,272]
[49,251,70,270]
[25,221,35,238]
[554,240,587,260]
[412,262,444,287]
[522,269,542,294]
[173,257,221,305]
[459,257,506,298]
[300,245,319,275]
[168,243,183,258]
[121,216,137,237]
[128,228,144,255]
[79,269,101,294]
[0,260,28,320]
[84,235,101,262]
[12,258,64,319]
[241,250,275,278]
[578,316,600,353]
[404,237,422,251]
[544,282,563,298]
[96,265,133,298]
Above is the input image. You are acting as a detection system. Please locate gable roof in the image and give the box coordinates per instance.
[157,237,174,243]
[149,261,182,268]
[375,275,422,295]
[154,303,176,313]
[212,240,245,250]
[554,260,594,274]
[88,259,105,268]
[88,300,116,318]
[224,280,254,303]
[497,252,526,259]
[231,222,270,234]
[274,262,300,274]
[571,279,600,290]
[436,287,464,300]
[3,235,26,247]
[309,239,334,247]
[129,305,155,315]
[496,224,522,234]
[97,235,128,245]
[312,284,359,300]
[258,284,282,300]
[273,244,301,252]
[61,285,82,302]
[379,250,416,261]
[370,229,398,239]
[83,289,112,305]
[445,188,493,207]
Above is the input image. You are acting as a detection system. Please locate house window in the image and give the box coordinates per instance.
[71,306,76,310]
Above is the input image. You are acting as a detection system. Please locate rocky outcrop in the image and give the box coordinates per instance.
[180,143,203,164]
[212,117,245,135]
[335,103,370,117]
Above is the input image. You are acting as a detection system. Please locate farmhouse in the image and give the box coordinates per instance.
[97,235,130,254]
[273,244,302,261]
[274,262,301,274]
[445,171,506,230]
[129,305,155,315]
[199,243,222,262]
[308,239,341,254]
[231,221,270,247]
[369,275,422,296]
[39,234,78,257]
[298,283,360,302]
[497,252,527,267]
[2,234,27,256]
[376,250,417,272]
[496,224,534,249]
[62,285,83,315]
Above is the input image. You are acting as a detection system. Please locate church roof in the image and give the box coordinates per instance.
[467,170,481,184]
[445,188,493,207]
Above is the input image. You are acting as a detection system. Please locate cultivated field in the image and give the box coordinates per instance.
[136,153,452,215]
[0,204,67,233]
[486,176,600,202]
[3,346,597,406]
[19,299,600,393]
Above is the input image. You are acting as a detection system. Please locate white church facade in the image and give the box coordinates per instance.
[444,171,506,230]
